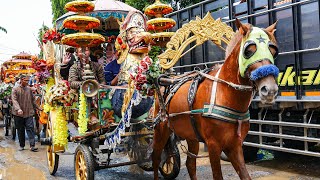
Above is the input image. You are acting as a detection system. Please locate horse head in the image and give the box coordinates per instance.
[235,19,279,105]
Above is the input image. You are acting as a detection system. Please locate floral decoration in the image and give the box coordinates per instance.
[54,106,68,147]
[31,58,54,82]
[78,93,88,135]
[129,56,161,96]
[0,83,14,99]
[42,29,64,44]
[43,78,55,114]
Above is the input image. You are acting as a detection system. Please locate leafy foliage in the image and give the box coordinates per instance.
[148,46,162,60]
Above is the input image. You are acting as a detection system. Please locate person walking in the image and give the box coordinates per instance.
[11,75,42,152]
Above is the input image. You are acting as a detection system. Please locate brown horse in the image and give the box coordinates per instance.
[152,19,279,180]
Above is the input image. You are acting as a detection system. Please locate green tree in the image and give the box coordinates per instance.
[0,26,7,33]
[50,0,73,23]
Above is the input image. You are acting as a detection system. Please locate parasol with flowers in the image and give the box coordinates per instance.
[144,0,176,47]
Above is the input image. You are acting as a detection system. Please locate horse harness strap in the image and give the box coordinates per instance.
[188,68,211,142]
[202,69,250,123]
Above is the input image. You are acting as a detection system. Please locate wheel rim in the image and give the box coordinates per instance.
[75,151,87,180]
[161,156,175,175]
[46,122,56,173]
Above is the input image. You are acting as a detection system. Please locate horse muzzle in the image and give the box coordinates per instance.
[256,75,278,105]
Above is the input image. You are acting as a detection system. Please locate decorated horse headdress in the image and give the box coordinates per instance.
[237,24,279,80]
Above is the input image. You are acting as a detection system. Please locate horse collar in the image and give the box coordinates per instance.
[238,27,275,78]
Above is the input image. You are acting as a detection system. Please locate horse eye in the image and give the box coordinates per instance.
[268,42,279,59]
[243,40,257,59]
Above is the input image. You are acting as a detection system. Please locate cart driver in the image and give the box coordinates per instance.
[68,47,106,90]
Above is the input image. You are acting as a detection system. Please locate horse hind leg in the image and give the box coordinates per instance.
[152,122,171,180]
[224,143,251,180]
[207,141,223,180]
[186,140,199,180]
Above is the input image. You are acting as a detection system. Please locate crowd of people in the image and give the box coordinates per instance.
[60,42,120,87]
[0,42,121,152]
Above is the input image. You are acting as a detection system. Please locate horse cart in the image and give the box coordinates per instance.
[40,1,180,179]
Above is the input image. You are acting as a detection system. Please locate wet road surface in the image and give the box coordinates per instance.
[0,125,320,180]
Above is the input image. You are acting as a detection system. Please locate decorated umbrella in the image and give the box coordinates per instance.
[2,52,36,79]
[144,0,176,47]
[56,0,138,37]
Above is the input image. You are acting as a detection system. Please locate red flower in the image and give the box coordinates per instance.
[144,56,152,65]
[135,83,142,91]
[137,66,144,74]
[121,44,127,49]
[140,60,149,71]
[135,73,147,84]
[117,37,123,44]
[147,89,155,96]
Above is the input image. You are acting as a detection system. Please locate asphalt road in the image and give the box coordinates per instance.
[0,125,320,180]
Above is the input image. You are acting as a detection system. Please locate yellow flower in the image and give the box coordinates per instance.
[53,106,68,147]
[78,93,88,134]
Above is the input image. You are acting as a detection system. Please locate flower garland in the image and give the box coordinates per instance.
[78,93,88,135]
[129,56,161,96]
[43,78,55,113]
[53,106,68,147]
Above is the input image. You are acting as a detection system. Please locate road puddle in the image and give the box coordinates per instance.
[256,171,297,180]
[0,147,46,180]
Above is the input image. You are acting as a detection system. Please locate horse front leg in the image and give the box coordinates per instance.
[207,141,223,180]
[224,143,251,180]
[186,140,199,180]
[152,122,171,180]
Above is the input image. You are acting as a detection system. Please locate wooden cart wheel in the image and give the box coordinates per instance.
[159,140,181,180]
[46,112,59,175]
[74,145,95,180]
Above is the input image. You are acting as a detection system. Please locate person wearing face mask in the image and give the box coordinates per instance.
[68,47,106,89]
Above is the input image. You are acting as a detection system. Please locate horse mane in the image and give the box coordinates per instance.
[225,30,243,59]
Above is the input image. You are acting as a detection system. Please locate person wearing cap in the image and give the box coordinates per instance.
[11,74,42,152]
[60,47,76,80]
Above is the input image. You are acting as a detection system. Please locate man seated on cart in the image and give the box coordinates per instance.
[68,47,106,89]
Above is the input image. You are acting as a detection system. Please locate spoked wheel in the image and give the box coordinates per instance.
[46,114,59,175]
[159,140,181,179]
[74,145,95,180]
[10,116,16,140]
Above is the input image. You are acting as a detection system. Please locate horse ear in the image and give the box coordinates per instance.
[235,18,249,35]
[265,20,278,35]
